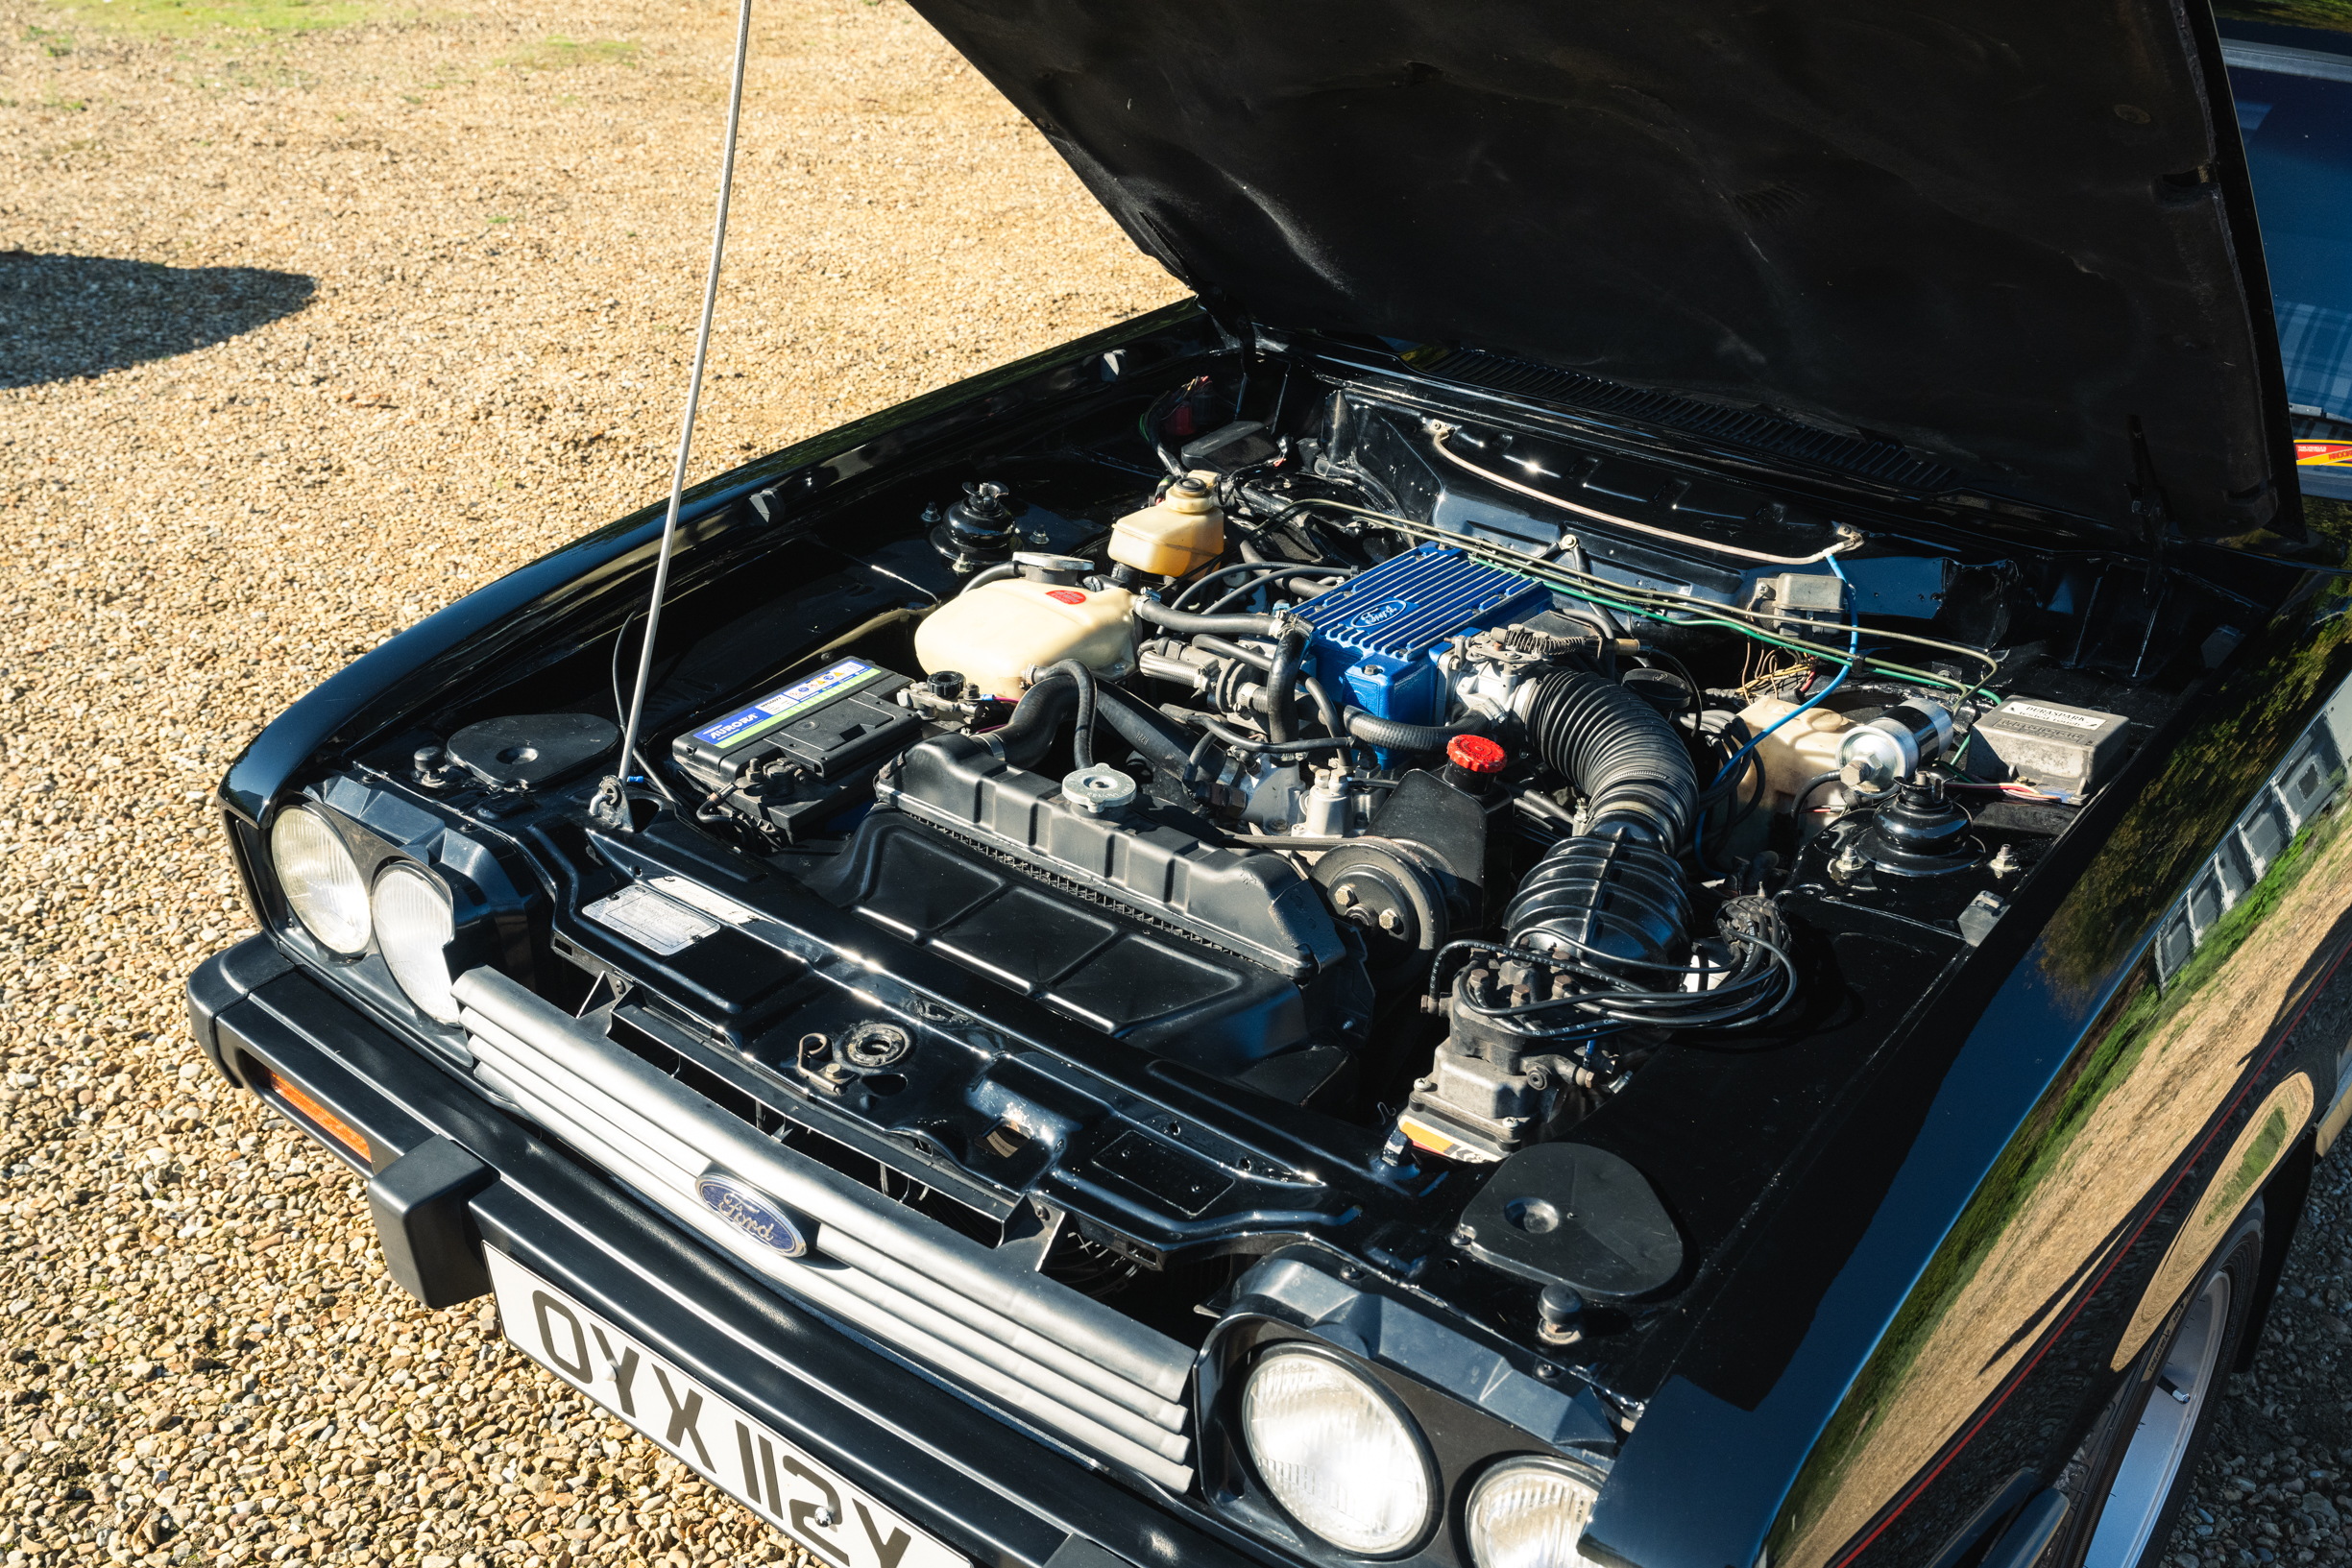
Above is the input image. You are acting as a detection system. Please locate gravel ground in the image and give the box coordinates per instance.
[0,0,1176,1563]
[2152,961,2352,1568]
[1,4,2349,1567]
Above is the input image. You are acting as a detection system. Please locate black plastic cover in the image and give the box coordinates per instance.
[875,734,1352,981]
[1458,1141,1684,1298]
[806,811,1349,1085]
[448,712,618,791]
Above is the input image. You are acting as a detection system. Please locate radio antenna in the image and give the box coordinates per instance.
[591,0,756,832]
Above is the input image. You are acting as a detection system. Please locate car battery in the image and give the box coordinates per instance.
[671,657,920,838]
[1967,697,2128,799]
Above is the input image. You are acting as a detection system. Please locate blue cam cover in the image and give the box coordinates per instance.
[1293,543,1553,725]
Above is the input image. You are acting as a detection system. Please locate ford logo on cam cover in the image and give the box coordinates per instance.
[1346,597,1413,632]
[695,1174,812,1256]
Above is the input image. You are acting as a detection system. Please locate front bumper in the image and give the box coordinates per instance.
[184,936,1257,1568]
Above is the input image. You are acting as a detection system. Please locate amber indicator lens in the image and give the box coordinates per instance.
[256,1067,371,1164]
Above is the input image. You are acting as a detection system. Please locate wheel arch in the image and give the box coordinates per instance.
[2233,1125,2317,1373]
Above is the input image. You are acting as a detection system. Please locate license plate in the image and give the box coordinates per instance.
[488,1249,965,1568]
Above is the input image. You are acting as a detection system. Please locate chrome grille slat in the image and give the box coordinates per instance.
[450,969,1196,1491]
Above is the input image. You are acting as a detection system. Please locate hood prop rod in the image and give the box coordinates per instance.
[591,0,755,832]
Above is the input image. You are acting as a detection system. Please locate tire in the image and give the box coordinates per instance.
[2056,1204,2265,1568]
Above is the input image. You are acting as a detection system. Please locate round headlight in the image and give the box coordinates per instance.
[271,806,370,955]
[374,864,460,1024]
[1465,1458,1601,1568]
[1239,1346,1433,1556]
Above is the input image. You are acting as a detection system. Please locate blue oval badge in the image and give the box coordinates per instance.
[1346,597,1413,631]
[695,1174,812,1257]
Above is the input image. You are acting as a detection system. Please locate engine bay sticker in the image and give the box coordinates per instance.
[582,883,723,955]
[487,1249,966,1568]
[1999,701,2104,729]
[692,658,887,752]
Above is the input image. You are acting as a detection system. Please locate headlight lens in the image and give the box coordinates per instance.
[271,806,370,955]
[1239,1346,1432,1556]
[374,864,459,1024]
[1465,1459,1601,1568]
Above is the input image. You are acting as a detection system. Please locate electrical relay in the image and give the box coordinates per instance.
[670,657,919,837]
[1969,697,2129,799]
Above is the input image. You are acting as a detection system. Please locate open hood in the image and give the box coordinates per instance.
[909,0,2301,545]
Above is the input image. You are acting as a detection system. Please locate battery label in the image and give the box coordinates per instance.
[691,659,887,752]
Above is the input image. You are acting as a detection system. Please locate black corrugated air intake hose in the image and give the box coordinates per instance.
[1450,670,1792,1040]
[1501,669,1699,987]
[1521,669,1697,850]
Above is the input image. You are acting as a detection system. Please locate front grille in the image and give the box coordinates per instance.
[449,969,1196,1492]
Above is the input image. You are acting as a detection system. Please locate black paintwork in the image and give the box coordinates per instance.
[192,295,2352,1568]
[905,0,2298,543]
[185,947,1274,1568]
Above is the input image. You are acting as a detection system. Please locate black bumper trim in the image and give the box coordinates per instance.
[186,940,1264,1568]
[369,1136,500,1309]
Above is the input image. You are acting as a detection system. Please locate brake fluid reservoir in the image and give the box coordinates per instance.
[1109,470,1224,577]
[1736,695,1856,807]
[914,578,1136,700]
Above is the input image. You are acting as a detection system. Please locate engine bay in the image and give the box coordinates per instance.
[333,345,2240,1387]
[618,375,2160,1164]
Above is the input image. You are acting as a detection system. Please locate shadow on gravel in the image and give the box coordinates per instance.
[0,252,315,387]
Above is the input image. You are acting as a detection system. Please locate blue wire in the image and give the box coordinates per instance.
[1695,553,1859,870]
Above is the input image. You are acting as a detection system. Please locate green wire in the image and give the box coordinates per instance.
[1276,496,2002,700]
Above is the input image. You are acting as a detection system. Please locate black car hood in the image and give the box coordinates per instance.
[909,0,2299,545]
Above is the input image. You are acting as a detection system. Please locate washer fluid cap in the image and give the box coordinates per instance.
[1447,735,1507,774]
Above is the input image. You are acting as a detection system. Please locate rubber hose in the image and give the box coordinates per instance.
[1095,685,1197,787]
[1200,565,1358,615]
[958,561,1019,595]
[1523,668,1698,851]
[1264,628,1307,744]
[1039,659,1097,770]
[1200,716,1349,756]
[1300,674,1343,740]
[1193,634,1272,672]
[989,669,1079,771]
[1342,707,1484,754]
[1134,599,1282,638]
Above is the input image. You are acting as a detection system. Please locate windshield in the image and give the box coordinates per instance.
[2223,15,2352,495]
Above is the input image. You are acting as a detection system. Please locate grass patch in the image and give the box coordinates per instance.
[2219,0,2352,31]
[36,0,385,38]
[497,36,637,72]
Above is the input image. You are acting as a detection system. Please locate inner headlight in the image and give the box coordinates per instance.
[373,863,460,1024]
[271,806,370,955]
[1465,1458,1601,1568]
[1239,1345,1434,1556]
